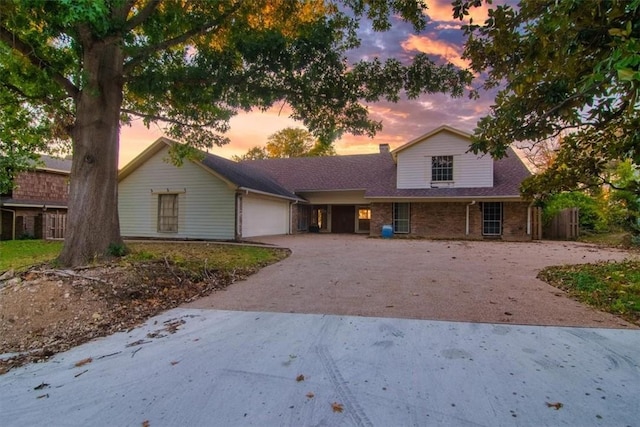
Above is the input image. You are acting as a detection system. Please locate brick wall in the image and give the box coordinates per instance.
[12,170,69,203]
[369,201,531,240]
[370,202,392,237]
[501,202,531,241]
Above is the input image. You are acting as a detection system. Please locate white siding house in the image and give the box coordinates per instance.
[395,126,493,189]
[119,144,237,240]
[118,126,532,242]
[118,138,301,240]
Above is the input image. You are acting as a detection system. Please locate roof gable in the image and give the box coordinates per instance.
[118,138,300,201]
[391,125,472,158]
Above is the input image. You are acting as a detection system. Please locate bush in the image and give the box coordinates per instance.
[543,192,607,232]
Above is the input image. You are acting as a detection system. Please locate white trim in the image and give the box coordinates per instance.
[237,187,301,202]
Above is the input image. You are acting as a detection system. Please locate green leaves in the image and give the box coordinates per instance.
[460,0,640,198]
[233,127,336,161]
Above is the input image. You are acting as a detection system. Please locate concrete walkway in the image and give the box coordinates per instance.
[1,308,639,426]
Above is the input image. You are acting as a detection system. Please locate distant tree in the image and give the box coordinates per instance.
[1,0,473,266]
[235,146,269,161]
[454,0,640,197]
[234,127,336,160]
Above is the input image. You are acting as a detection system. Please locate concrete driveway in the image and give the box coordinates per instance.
[2,236,639,426]
[188,235,638,328]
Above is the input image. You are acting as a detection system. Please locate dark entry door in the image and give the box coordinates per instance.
[331,205,355,233]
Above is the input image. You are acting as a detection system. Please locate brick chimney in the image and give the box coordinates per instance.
[379,143,390,154]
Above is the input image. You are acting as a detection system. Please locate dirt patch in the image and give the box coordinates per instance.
[0,261,244,374]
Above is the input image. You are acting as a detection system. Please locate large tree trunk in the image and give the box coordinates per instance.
[58,39,124,266]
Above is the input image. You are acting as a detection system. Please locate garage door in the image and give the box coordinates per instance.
[242,196,289,238]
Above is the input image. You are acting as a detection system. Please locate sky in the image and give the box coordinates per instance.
[118,0,497,168]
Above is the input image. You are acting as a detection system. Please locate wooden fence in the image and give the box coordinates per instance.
[45,212,67,239]
[545,208,579,240]
[531,206,543,240]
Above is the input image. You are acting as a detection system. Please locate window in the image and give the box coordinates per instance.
[393,203,410,233]
[431,156,453,182]
[158,194,179,233]
[483,202,502,236]
[358,207,371,232]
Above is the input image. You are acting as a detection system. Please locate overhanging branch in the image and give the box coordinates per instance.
[121,108,223,129]
[0,26,79,99]
[123,1,242,73]
[124,0,161,32]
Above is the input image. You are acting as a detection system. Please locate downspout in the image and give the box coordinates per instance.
[465,201,476,236]
[235,193,242,241]
[527,201,534,236]
[290,200,298,235]
[1,208,16,240]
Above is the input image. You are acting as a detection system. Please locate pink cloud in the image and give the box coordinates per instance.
[401,34,469,69]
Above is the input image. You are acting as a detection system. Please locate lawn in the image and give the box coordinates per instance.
[539,259,640,325]
[0,240,64,272]
[0,240,287,274]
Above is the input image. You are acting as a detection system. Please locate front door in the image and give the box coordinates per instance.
[331,205,355,233]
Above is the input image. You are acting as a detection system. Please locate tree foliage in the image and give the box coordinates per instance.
[1,0,474,265]
[233,127,335,160]
[455,0,640,197]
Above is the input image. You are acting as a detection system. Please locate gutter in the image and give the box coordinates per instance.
[237,187,302,202]
[1,202,68,209]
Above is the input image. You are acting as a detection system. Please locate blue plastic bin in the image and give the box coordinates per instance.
[381,224,393,238]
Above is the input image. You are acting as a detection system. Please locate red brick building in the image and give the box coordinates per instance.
[1,155,71,240]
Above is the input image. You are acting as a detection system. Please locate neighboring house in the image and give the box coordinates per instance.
[0,155,72,240]
[118,125,533,241]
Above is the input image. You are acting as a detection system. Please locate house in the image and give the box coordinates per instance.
[118,125,533,241]
[0,155,72,240]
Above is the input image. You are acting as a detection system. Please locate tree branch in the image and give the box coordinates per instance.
[123,1,242,73]
[121,108,222,129]
[123,0,161,32]
[0,25,79,99]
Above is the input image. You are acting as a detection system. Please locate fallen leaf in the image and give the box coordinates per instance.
[34,382,50,390]
[170,361,179,366]
[142,421,150,427]
[296,374,305,382]
[306,392,315,399]
[331,402,344,413]
[546,402,563,410]
[75,357,93,367]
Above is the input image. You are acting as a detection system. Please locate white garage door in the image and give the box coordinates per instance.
[242,196,289,238]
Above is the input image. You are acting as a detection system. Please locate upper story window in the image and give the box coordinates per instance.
[431,156,453,182]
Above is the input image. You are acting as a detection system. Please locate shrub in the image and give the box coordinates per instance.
[543,192,606,232]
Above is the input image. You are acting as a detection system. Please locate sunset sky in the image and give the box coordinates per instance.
[118,0,497,168]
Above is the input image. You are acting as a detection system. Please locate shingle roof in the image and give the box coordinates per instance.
[365,147,530,199]
[38,155,72,173]
[243,147,530,200]
[201,152,302,201]
[240,153,393,192]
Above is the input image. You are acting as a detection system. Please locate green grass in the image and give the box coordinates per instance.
[578,231,637,248]
[0,240,288,275]
[124,242,288,272]
[538,259,640,325]
[0,240,63,272]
